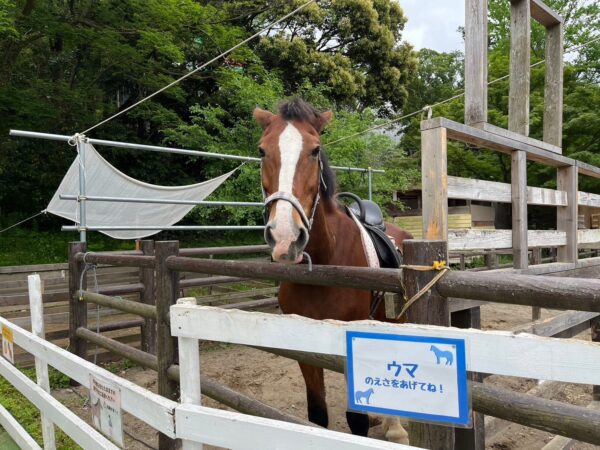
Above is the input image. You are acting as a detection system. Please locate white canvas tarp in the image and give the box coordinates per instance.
[47,143,236,239]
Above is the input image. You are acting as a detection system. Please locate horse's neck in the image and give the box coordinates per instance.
[304,198,365,266]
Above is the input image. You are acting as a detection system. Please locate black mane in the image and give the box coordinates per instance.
[319,150,337,200]
[278,99,322,122]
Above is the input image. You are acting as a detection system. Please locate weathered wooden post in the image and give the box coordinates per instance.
[531,248,542,320]
[68,241,87,362]
[155,241,180,450]
[404,239,454,449]
[452,305,484,450]
[139,240,156,355]
[593,317,600,405]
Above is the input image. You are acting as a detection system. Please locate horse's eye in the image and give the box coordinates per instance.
[259,148,266,158]
[311,146,321,157]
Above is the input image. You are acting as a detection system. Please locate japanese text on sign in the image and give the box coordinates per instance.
[346,331,470,426]
[90,374,124,446]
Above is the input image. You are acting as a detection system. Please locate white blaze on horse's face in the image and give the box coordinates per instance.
[267,122,309,263]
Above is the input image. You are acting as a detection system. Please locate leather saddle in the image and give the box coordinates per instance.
[339,192,403,269]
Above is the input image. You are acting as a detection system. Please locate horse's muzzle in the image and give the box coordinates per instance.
[265,221,308,264]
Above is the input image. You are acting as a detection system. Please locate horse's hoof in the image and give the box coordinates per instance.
[385,429,409,446]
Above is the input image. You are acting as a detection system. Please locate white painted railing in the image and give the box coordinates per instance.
[170,304,600,387]
[172,297,422,450]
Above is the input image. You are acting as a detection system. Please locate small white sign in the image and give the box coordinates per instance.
[2,325,14,364]
[346,331,470,426]
[90,374,124,446]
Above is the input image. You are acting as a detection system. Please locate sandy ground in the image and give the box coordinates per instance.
[52,303,599,450]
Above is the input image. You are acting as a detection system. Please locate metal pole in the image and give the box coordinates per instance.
[62,225,265,232]
[367,167,373,200]
[9,129,385,173]
[77,136,87,242]
[59,194,263,207]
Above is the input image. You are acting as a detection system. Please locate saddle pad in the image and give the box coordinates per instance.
[348,209,380,268]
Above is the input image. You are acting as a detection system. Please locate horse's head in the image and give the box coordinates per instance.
[254,100,333,263]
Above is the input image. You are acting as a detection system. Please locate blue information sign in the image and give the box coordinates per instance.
[346,331,470,426]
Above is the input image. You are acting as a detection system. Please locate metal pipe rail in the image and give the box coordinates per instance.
[64,225,265,232]
[9,129,385,173]
[59,194,264,207]
[164,257,600,312]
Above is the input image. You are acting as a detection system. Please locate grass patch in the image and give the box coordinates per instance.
[0,366,81,449]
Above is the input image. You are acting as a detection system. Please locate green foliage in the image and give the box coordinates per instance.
[0,0,417,238]
[0,367,79,448]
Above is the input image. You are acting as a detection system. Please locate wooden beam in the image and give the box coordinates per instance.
[437,271,600,313]
[557,165,578,262]
[421,127,448,243]
[578,191,600,208]
[79,290,157,319]
[512,151,529,268]
[448,229,566,251]
[464,0,488,125]
[509,0,531,136]
[420,118,590,171]
[448,176,567,206]
[473,382,600,446]
[543,22,564,147]
[474,123,561,154]
[530,0,563,26]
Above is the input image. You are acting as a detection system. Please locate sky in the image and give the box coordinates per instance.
[399,0,465,53]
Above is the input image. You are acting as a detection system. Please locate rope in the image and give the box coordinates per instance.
[0,210,47,234]
[324,34,600,147]
[395,261,450,320]
[80,0,316,135]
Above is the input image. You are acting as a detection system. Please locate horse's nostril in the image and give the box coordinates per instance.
[264,223,276,247]
[296,226,309,249]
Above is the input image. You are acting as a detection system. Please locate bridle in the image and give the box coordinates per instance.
[262,152,327,232]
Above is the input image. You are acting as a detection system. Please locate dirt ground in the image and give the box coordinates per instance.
[52,302,599,450]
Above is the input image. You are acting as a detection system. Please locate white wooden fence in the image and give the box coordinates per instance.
[170,301,600,449]
[0,280,421,450]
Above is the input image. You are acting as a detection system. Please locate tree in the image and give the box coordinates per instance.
[230,0,417,112]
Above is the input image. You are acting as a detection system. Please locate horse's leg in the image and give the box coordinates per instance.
[299,362,328,427]
[381,417,410,445]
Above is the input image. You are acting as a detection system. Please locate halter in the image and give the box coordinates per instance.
[262,153,327,231]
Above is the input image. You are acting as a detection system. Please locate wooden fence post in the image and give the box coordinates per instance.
[531,248,542,320]
[68,241,87,363]
[557,165,578,263]
[139,240,156,355]
[592,317,600,405]
[464,0,488,125]
[155,241,180,450]
[452,307,484,450]
[404,239,454,449]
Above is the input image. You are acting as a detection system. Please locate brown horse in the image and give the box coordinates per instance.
[254,100,412,443]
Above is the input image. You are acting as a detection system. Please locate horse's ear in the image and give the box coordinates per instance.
[253,108,275,130]
[314,111,333,134]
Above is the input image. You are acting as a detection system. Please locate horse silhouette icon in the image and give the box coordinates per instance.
[355,388,375,405]
[430,345,454,365]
